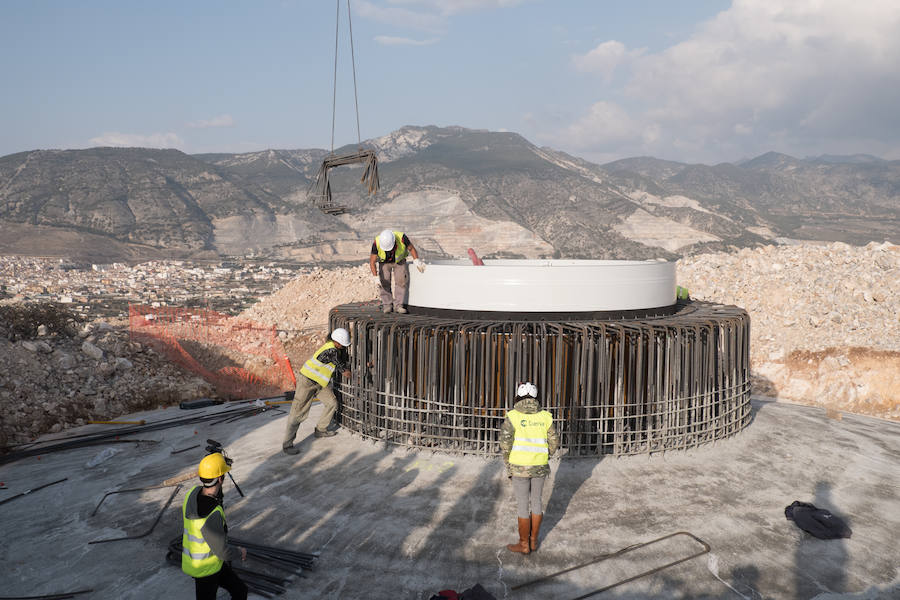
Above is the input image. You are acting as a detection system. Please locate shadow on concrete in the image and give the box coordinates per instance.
[5,394,899,600]
[542,455,599,546]
[792,481,849,598]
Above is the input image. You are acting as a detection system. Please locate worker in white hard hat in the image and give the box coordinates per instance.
[499,382,558,554]
[182,452,248,599]
[282,328,352,454]
[369,228,424,314]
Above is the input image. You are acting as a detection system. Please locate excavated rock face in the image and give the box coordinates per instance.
[678,240,900,421]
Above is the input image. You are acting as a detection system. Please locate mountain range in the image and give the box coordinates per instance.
[1,125,897,263]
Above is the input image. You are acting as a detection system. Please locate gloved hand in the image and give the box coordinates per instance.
[371,273,380,285]
[414,258,426,273]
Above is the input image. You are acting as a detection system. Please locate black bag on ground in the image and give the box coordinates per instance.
[459,583,496,600]
[785,501,852,539]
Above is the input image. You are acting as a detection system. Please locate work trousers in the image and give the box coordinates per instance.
[512,476,546,518]
[283,375,337,447]
[378,260,409,309]
[194,563,247,600]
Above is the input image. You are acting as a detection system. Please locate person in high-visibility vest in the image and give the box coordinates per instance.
[499,382,559,554]
[282,328,352,455]
[369,228,424,314]
[182,452,247,600]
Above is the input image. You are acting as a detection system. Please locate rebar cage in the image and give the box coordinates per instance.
[330,300,751,457]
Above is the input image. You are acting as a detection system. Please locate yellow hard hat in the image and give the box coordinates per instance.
[198,452,231,480]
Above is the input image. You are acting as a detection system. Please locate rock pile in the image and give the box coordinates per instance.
[0,304,212,447]
[678,241,899,421]
[3,241,896,448]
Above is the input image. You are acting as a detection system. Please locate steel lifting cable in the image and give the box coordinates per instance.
[346,0,362,146]
[331,0,362,152]
[330,0,339,153]
[312,0,379,214]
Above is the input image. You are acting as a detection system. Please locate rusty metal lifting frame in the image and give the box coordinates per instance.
[308,0,380,215]
[328,300,752,457]
[307,149,379,215]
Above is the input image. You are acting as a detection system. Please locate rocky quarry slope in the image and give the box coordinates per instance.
[1,241,897,449]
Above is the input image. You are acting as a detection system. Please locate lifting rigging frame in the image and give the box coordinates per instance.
[308,0,380,215]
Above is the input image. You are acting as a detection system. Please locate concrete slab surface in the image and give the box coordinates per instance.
[1,397,898,600]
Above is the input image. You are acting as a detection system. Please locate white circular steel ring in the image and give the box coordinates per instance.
[408,259,676,312]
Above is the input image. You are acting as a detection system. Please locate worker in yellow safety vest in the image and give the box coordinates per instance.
[282,328,352,455]
[499,382,559,554]
[369,228,424,314]
[182,452,247,600]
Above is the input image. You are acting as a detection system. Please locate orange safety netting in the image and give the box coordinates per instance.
[129,304,296,400]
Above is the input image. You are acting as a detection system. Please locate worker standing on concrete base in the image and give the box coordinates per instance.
[500,382,559,554]
[182,453,248,600]
[369,228,424,314]
[282,328,351,454]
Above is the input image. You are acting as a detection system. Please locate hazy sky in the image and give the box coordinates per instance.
[3,0,899,164]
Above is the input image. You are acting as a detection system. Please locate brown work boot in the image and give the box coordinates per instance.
[530,513,543,551]
[506,517,531,554]
[282,444,300,455]
[314,429,337,438]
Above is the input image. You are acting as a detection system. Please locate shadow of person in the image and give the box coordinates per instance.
[540,455,598,547]
[793,481,849,597]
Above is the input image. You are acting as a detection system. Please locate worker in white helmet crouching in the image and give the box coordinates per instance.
[500,382,559,554]
[369,228,423,314]
[282,328,351,454]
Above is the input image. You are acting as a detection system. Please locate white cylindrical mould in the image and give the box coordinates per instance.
[408,259,676,312]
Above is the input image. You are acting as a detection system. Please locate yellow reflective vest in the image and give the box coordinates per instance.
[375,231,409,262]
[181,486,225,578]
[507,409,552,466]
[300,341,337,387]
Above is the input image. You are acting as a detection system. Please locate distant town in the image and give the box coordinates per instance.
[0,256,310,319]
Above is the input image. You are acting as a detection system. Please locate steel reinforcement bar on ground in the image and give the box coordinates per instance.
[329,300,751,457]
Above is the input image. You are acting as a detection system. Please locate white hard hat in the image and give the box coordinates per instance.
[516,382,538,399]
[378,229,396,251]
[331,328,350,346]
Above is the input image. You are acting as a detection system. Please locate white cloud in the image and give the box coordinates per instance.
[545,0,900,163]
[355,0,443,32]
[572,40,644,81]
[374,35,438,46]
[356,0,529,33]
[89,132,183,149]
[385,0,529,18]
[187,115,235,129]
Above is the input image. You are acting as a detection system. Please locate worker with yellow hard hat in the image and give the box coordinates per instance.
[181,452,247,599]
[282,327,352,454]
